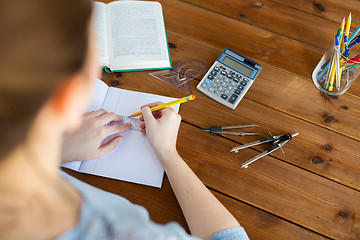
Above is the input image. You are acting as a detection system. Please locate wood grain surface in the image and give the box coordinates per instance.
[65,1,360,239]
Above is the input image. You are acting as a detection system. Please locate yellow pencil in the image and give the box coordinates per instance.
[337,13,352,90]
[328,17,346,91]
[129,94,196,117]
[342,12,352,53]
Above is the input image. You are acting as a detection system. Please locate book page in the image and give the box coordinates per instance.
[76,79,179,188]
[107,1,170,70]
[93,2,109,67]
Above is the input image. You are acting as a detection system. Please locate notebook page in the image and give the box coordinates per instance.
[115,89,180,115]
[88,78,110,111]
[61,159,82,171]
[75,86,120,174]
[78,85,179,188]
[61,78,109,171]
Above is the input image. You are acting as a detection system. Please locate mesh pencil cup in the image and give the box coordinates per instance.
[312,42,360,95]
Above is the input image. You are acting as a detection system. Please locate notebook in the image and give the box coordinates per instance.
[94,1,171,72]
[61,79,179,188]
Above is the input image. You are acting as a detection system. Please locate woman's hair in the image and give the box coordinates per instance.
[0,0,92,158]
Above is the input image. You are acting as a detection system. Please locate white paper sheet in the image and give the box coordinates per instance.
[62,79,179,188]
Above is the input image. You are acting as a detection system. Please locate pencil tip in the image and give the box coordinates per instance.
[341,17,345,26]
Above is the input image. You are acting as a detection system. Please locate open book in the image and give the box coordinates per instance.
[61,79,179,188]
[94,1,171,72]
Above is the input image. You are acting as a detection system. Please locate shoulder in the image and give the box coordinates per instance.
[59,171,199,240]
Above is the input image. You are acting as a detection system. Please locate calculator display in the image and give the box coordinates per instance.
[223,56,253,76]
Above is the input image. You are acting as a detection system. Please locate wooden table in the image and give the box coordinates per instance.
[63,1,360,239]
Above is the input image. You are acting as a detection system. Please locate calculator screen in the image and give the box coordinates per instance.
[223,56,253,76]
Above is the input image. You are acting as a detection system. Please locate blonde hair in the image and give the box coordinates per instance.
[0,0,92,157]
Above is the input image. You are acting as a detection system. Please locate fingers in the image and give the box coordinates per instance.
[160,108,182,126]
[139,106,179,134]
[140,101,164,109]
[160,107,175,115]
[84,110,123,124]
[106,122,132,135]
[139,110,162,121]
[139,122,146,133]
[96,112,123,125]
[141,106,156,124]
[139,101,164,121]
[84,109,107,119]
[97,136,124,157]
[156,107,178,121]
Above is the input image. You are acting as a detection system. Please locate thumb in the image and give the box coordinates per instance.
[141,106,156,124]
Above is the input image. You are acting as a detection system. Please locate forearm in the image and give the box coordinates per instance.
[160,151,240,240]
[140,106,240,238]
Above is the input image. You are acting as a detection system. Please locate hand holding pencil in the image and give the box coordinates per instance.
[129,95,196,117]
[138,101,182,160]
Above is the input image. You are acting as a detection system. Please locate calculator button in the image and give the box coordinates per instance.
[228,94,238,104]
[224,89,230,95]
[236,74,241,78]
[215,90,222,96]
[234,89,241,95]
[208,75,214,80]
[217,86,224,91]
[220,82,227,87]
[208,87,215,93]
[227,74,233,79]
[221,70,227,75]
[214,78,221,83]
[227,85,234,91]
[211,83,218,88]
[240,81,247,86]
[214,66,220,71]
[204,79,212,85]
[243,78,249,82]
[230,71,235,75]
[223,78,230,83]
[219,66,225,70]
[211,70,217,76]
[230,81,236,86]
[233,77,240,83]
[201,83,208,88]
[218,74,225,79]
[221,94,228,100]
[237,85,244,91]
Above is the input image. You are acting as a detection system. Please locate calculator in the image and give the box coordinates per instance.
[197,48,262,109]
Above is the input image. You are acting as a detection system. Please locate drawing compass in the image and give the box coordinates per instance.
[231,132,299,168]
[202,124,260,136]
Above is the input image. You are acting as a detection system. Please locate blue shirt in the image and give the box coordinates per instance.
[57,171,249,240]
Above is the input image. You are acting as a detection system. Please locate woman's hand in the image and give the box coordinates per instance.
[61,109,132,163]
[139,102,181,165]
